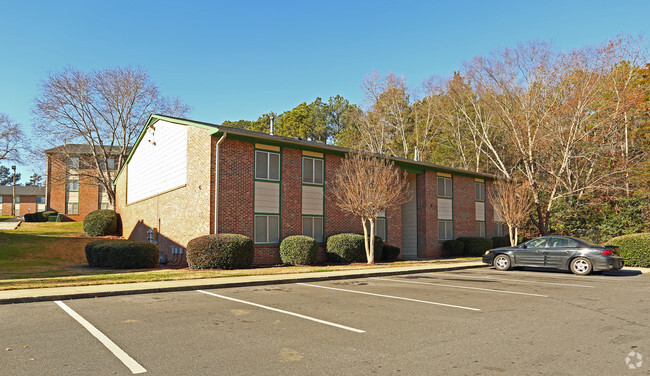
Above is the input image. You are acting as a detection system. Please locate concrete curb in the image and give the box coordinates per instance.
[0,263,485,305]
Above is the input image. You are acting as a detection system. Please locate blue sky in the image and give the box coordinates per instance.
[2,0,650,177]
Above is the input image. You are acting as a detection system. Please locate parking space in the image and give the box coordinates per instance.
[2,268,648,375]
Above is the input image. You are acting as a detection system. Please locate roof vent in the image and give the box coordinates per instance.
[270,115,275,136]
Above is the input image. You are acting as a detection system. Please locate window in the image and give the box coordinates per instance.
[375,217,387,242]
[439,221,453,240]
[99,158,116,170]
[549,238,578,248]
[526,238,548,248]
[475,182,485,201]
[255,150,280,181]
[0,196,2,203]
[255,215,279,243]
[67,203,79,215]
[98,185,112,210]
[14,197,20,204]
[302,157,323,184]
[67,179,79,191]
[66,157,80,169]
[437,176,452,197]
[302,216,324,242]
[477,221,486,237]
[494,223,505,237]
[37,196,45,204]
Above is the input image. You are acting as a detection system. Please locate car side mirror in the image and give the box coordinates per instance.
[520,244,527,249]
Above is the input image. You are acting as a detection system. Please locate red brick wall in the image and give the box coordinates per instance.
[417,171,443,258]
[45,153,102,221]
[453,175,478,238]
[324,154,364,238]
[1,196,12,216]
[217,139,255,238]
[485,180,496,236]
[281,148,302,239]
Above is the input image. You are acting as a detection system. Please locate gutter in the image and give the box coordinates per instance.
[214,133,227,233]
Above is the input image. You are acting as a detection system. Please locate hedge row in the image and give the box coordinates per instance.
[607,233,650,267]
[326,233,383,263]
[24,211,57,222]
[280,235,318,265]
[85,239,159,269]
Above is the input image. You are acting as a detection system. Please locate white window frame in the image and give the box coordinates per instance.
[475,181,485,201]
[302,156,323,185]
[477,221,486,237]
[438,176,453,198]
[302,216,324,242]
[439,220,454,240]
[255,214,280,244]
[255,150,280,181]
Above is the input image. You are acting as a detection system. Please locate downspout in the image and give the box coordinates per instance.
[214,133,227,234]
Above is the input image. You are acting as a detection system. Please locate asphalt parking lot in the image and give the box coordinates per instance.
[2,268,649,375]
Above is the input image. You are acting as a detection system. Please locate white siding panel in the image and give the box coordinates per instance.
[475,201,485,221]
[438,198,453,220]
[255,181,280,213]
[401,173,418,259]
[127,120,188,204]
[302,186,323,215]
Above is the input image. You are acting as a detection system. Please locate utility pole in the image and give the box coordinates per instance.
[11,165,16,217]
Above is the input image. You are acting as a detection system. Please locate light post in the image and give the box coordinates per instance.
[11,165,16,217]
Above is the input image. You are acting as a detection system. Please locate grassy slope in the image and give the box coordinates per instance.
[0,221,479,291]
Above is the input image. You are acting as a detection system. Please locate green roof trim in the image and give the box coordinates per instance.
[113,114,496,187]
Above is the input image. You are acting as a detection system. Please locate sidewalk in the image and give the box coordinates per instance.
[0,217,22,230]
[0,261,484,304]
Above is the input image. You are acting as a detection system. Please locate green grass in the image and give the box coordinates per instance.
[0,216,13,222]
[0,221,481,290]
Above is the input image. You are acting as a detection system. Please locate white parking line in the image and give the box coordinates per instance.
[374,277,548,297]
[196,290,365,333]
[424,273,595,288]
[54,301,146,374]
[297,283,481,311]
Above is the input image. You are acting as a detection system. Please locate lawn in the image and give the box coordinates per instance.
[0,221,479,291]
[0,215,13,222]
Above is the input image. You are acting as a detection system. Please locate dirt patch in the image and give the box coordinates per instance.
[43,237,93,264]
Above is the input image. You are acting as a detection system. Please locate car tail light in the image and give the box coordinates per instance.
[602,249,614,256]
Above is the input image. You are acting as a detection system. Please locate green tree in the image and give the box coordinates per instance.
[0,166,20,186]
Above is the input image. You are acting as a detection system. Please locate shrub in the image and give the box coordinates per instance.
[280,235,318,265]
[24,213,35,222]
[457,237,493,257]
[326,233,383,263]
[381,244,401,261]
[607,233,650,267]
[83,210,118,236]
[491,236,510,248]
[186,234,254,269]
[443,240,464,257]
[40,211,58,222]
[85,239,159,269]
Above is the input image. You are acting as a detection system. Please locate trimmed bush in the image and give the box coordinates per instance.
[491,236,510,248]
[186,234,254,269]
[457,237,493,257]
[40,211,57,222]
[607,233,650,267]
[280,235,318,265]
[443,240,465,257]
[83,210,119,236]
[85,239,159,269]
[381,244,401,261]
[24,213,36,222]
[326,233,383,263]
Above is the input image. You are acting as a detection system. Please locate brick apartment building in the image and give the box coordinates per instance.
[0,186,45,216]
[115,114,504,265]
[45,145,123,220]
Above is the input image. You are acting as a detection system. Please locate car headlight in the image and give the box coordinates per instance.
[484,250,490,255]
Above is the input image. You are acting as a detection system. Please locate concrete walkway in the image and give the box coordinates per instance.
[0,261,485,304]
[0,217,22,230]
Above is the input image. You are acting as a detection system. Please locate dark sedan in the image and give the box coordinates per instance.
[482,236,624,275]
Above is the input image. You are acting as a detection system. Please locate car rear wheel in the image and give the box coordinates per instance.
[494,254,511,271]
[570,257,592,275]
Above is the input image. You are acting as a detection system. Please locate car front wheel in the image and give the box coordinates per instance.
[494,254,511,271]
[570,257,592,275]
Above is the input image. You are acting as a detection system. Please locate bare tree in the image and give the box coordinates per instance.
[489,180,533,246]
[328,152,411,264]
[33,66,191,205]
[0,113,24,163]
